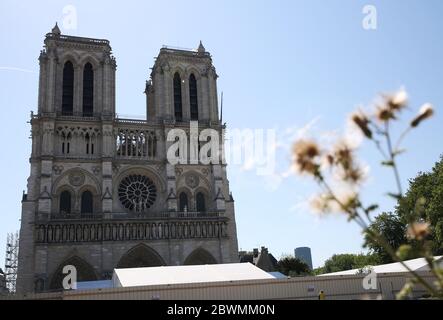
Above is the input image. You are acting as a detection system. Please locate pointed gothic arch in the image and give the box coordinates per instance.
[78,55,100,70]
[196,192,206,212]
[80,190,93,214]
[62,61,74,115]
[52,168,102,196]
[189,73,199,120]
[59,190,72,214]
[49,256,97,290]
[114,166,166,196]
[173,72,183,121]
[82,62,94,116]
[61,52,81,67]
[179,191,189,211]
[184,248,217,265]
[117,244,166,268]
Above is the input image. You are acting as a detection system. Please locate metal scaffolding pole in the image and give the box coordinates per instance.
[4,231,19,293]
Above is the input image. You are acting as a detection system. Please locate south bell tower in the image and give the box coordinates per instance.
[17,25,238,293]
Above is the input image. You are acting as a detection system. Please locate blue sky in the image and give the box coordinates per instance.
[0,0,442,268]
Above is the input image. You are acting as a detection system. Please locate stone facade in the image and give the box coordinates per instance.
[16,25,239,293]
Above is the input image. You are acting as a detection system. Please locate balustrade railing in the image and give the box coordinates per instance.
[35,213,228,244]
[48,211,223,221]
[56,111,102,120]
[50,213,103,220]
[46,33,110,46]
[115,127,157,159]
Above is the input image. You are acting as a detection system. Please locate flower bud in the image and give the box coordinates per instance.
[411,103,434,127]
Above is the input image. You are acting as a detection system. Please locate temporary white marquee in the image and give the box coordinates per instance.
[112,262,276,288]
[319,255,443,276]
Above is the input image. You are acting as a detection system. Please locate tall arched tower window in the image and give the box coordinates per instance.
[179,192,188,211]
[196,192,206,212]
[83,63,94,117]
[81,191,93,214]
[85,133,94,155]
[189,74,199,120]
[173,72,183,121]
[62,61,74,116]
[60,191,72,214]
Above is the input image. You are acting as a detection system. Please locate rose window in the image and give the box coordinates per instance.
[118,174,157,212]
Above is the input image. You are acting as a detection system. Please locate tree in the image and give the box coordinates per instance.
[396,155,443,255]
[277,256,311,276]
[365,156,443,261]
[364,212,407,263]
[313,267,325,275]
[321,253,380,274]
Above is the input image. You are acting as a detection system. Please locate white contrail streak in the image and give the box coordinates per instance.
[0,67,36,73]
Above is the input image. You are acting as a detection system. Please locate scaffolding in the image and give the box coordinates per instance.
[4,232,19,293]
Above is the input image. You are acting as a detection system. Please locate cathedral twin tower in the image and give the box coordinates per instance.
[17,24,238,293]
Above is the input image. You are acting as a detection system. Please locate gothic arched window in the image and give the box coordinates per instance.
[85,133,90,154]
[189,74,199,120]
[62,61,74,116]
[179,192,188,211]
[81,190,93,214]
[85,133,94,155]
[61,132,66,154]
[196,192,206,212]
[67,132,71,154]
[60,190,72,214]
[83,63,94,117]
[173,72,183,121]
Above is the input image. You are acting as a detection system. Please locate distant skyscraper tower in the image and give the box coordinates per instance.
[294,247,313,270]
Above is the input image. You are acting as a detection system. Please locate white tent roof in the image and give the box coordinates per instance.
[112,262,275,288]
[319,256,443,276]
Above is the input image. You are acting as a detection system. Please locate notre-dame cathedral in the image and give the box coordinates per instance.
[16,24,239,293]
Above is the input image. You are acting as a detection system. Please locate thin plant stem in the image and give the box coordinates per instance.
[365,229,440,297]
[385,121,403,196]
[373,139,389,161]
[317,177,368,230]
[315,172,440,297]
[394,126,412,152]
[302,106,443,297]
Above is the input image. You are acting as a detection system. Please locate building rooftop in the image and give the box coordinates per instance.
[319,255,443,276]
[112,262,276,288]
[239,247,278,272]
[159,42,211,58]
[44,23,111,50]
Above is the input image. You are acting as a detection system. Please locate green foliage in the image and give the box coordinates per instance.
[364,212,407,263]
[396,244,413,261]
[366,155,443,261]
[313,267,325,275]
[396,155,443,254]
[319,253,380,274]
[277,256,311,276]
